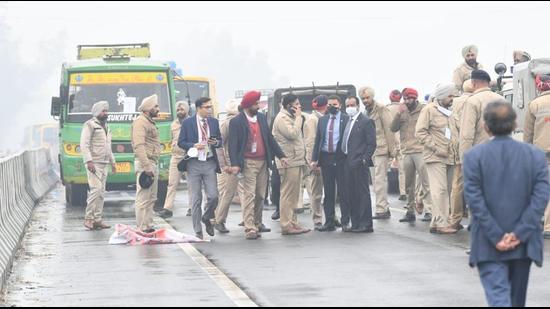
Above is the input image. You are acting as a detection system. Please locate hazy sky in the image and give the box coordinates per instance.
[1,1,549,150]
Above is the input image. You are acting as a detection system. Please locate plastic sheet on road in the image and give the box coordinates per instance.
[109,224,208,245]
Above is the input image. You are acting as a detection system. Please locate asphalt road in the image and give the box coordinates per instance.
[2,184,549,306]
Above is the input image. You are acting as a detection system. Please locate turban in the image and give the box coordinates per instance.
[389,90,402,102]
[471,70,491,82]
[139,94,158,112]
[225,98,240,116]
[462,45,478,58]
[434,83,458,101]
[402,88,418,99]
[513,50,531,62]
[312,95,328,110]
[91,101,109,117]
[536,74,550,92]
[358,86,375,98]
[176,101,189,114]
[241,90,261,109]
[462,79,474,93]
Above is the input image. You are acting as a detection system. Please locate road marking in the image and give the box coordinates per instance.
[155,218,258,307]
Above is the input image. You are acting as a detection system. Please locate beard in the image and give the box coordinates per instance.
[150,110,159,118]
[406,101,418,111]
[97,115,108,122]
[466,59,477,67]
[248,108,258,116]
[177,113,187,119]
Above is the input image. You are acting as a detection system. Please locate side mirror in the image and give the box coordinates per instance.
[494,63,507,76]
[51,96,61,117]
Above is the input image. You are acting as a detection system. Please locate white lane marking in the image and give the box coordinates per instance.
[155,218,258,307]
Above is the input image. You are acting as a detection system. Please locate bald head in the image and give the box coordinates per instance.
[483,100,516,136]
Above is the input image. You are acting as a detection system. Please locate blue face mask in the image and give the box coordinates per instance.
[346,107,359,117]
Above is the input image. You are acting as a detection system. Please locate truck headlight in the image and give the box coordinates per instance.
[64,143,81,156]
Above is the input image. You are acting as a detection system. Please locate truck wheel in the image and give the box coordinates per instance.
[66,184,88,207]
[155,181,168,210]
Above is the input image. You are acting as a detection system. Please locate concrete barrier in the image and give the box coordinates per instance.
[0,148,59,291]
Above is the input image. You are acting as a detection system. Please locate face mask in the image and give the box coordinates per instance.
[346,107,359,117]
[328,106,339,115]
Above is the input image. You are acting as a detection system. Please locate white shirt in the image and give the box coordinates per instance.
[196,115,213,160]
[343,112,361,154]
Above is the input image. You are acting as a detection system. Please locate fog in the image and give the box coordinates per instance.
[2,1,549,152]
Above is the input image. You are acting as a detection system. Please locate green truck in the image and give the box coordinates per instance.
[51,43,175,207]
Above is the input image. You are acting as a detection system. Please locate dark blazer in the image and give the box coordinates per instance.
[312,112,350,164]
[342,113,377,168]
[463,136,550,267]
[228,112,286,172]
[178,115,223,173]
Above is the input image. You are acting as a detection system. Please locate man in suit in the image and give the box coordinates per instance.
[228,90,288,240]
[311,95,350,232]
[341,96,377,233]
[178,97,223,240]
[463,100,550,307]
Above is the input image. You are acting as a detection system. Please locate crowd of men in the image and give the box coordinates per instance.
[77,44,549,241]
[76,44,550,306]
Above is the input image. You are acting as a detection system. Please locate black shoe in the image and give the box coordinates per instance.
[157,209,173,219]
[399,213,416,223]
[215,223,230,234]
[258,224,271,233]
[421,213,432,222]
[238,221,244,226]
[373,211,391,220]
[398,195,407,201]
[195,232,204,240]
[314,223,323,231]
[271,210,280,221]
[186,208,192,217]
[317,224,336,232]
[352,227,374,233]
[334,218,342,228]
[342,225,353,233]
[143,228,156,233]
[544,231,550,239]
[202,217,215,237]
[294,207,305,214]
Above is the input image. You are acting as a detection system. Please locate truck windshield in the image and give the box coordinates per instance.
[174,80,209,116]
[67,72,172,123]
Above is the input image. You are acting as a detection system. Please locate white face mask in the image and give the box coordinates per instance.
[346,107,359,117]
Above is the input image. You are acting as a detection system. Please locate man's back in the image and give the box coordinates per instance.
[464,136,549,266]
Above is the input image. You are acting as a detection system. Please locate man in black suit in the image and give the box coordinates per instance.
[311,95,350,232]
[340,96,377,233]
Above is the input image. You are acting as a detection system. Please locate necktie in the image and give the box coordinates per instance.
[328,116,335,153]
[201,119,208,142]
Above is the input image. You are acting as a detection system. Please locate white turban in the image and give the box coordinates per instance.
[434,83,458,101]
[176,101,189,114]
[225,99,240,116]
[139,94,158,112]
[513,50,531,62]
[91,101,109,117]
[462,45,478,58]
[359,86,375,98]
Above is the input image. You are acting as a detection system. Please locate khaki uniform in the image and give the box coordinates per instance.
[391,103,433,214]
[273,109,306,232]
[387,102,406,196]
[132,114,161,231]
[367,102,397,214]
[453,62,483,92]
[303,112,323,224]
[523,90,550,232]
[163,118,191,211]
[459,88,505,160]
[448,92,471,227]
[80,117,115,222]
[215,114,242,225]
[416,103,455,228]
